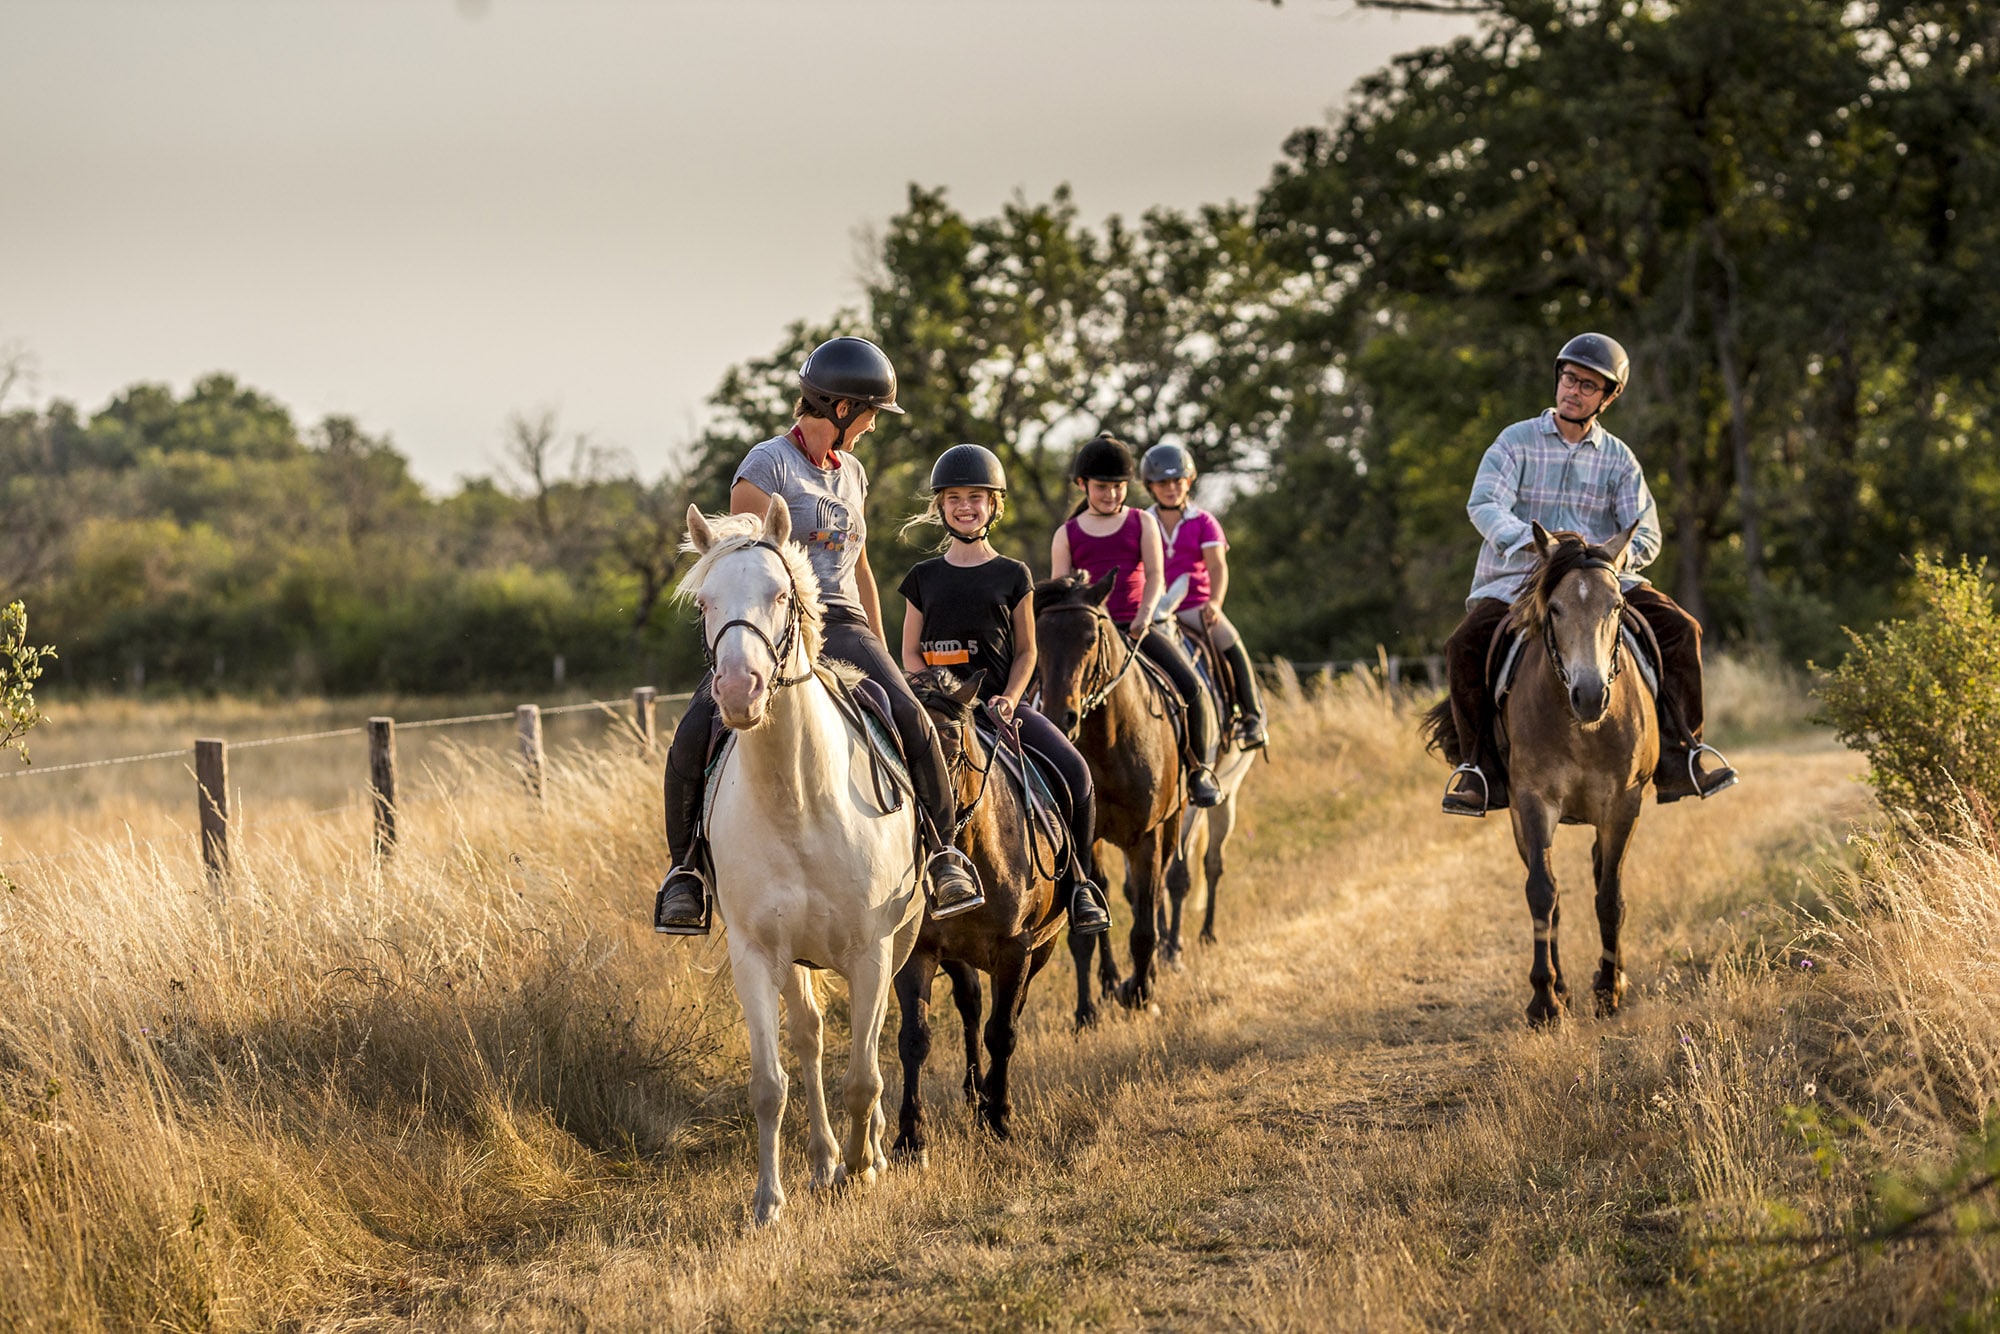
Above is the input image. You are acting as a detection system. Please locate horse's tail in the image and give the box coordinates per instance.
[1420,696,1458,762]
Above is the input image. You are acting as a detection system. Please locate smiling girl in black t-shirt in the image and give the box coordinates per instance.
[899,445,1110,936]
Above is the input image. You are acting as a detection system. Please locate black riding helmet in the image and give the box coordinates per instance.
[1140,442,1196,485]
[1070,432,1135,482]
[1555,333,1630,397]
[928,443,1007,493]
[799,336,905,432]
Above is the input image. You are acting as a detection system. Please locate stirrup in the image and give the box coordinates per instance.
[1189,764,1223,808]
[652,864,712,936]
[1235,714,1268,750]
[925,847,986,920]
[1687,742,1738,798]
[1442,763,1490,818]
[1068,878,1111,935]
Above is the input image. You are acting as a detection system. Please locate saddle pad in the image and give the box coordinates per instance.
[1491,619,1659,705]
[839,675,911,813]
[698,731,738,841]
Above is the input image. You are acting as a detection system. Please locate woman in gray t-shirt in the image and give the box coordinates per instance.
[653,336,984,934]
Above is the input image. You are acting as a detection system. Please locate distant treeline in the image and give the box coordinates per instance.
[6,0,1998,692]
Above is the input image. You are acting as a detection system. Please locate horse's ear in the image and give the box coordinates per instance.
[951,670,984,706]
[687,505,714,553]
[1600,521,1638,569]
[1086,568,1119,606]
[763,493,792,546]
[1531,522,1554,560]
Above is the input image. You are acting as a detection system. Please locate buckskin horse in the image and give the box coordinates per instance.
[1424,523,1659,1025]
[1034,571,1187,1024]
[892,668,1069,1158]
[678,500,923,1226]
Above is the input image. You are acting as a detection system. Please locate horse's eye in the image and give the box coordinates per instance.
[775,589,790,604]
[1550,605,1564,618]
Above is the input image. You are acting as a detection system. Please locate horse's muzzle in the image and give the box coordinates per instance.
[714,668,768,728]
[1568,681,1610,724]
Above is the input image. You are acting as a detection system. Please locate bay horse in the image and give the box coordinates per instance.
[678,500,923,1226]
[1034,571,1186,1024]
[1424,522,1658,1025]
[892,668,1068,1158]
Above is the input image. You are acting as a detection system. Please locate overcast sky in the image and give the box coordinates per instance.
[1,0,1474,489]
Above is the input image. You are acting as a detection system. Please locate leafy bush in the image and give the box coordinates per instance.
[1817,555,2000,827]
[0,599,54,762]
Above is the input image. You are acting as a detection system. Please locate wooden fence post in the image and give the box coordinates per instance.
[632,687,657,752]
[517,704,544,801]
[194,738,228,879]
[369,717,397,854]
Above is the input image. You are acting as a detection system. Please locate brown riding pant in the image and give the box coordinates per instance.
[1444,585,1705,772]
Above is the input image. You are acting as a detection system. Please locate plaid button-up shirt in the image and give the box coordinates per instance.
[1466,409,1662,607]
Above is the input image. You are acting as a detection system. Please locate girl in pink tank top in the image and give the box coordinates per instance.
[1060,509,1149,624]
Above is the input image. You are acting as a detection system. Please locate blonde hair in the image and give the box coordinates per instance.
[900,488,1006,551]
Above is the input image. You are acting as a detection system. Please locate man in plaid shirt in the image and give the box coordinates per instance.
[1441,333,1738,816]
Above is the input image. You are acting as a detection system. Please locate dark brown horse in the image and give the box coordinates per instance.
[1425,523,1658,1025]
[1034,572,1187,1024]
[892,669,1068,1155]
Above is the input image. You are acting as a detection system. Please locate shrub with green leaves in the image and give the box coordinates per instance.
[1817,555,2000,827]
[1,599,55,765]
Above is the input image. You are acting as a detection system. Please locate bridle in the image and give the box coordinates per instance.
[1541,556,1625,698]
[1039,602,1143,720]
[699,539,814,689]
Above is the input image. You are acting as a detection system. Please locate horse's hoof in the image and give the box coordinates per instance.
[980,1110,1012,1142]
[750,1195,785,1228]
[890,1141,928,1170]
[1525,995,1566,1028]
[1593,990,1622,1018]
[1115,978,1149,1009]
[1198,930,1218,947]
[1074,1007,1100,1032]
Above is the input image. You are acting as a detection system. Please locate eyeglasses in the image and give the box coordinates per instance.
[1558,369,1609,397]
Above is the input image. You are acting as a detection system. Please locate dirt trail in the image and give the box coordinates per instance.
[355,737,1865,1331]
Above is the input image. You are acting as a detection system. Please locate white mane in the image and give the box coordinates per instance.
[675,511,826,665]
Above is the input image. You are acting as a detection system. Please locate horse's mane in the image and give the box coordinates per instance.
[675,511,826,665]
[1513,530,1619,635]
[908,666,977,728]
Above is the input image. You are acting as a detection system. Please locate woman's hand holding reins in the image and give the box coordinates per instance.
[986,695,1016,724]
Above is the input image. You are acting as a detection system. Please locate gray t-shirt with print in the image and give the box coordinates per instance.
[733,434,870,618]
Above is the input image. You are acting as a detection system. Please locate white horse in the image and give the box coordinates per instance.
[679,499,924,1227]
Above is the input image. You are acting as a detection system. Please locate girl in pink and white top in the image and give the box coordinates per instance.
[1140,443,1266,748]
[1049,433,1223,807]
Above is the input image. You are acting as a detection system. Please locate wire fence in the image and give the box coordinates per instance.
[0,686,698,875]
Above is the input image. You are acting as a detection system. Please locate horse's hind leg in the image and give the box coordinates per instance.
[1162,829,1191,970]
[1510,799,1566,1027]
[1070,924,1101,1030]
[780,962,837,1190]
[837,940,896,1187]
[1591,802,1642,1016]
[1199,800,1231,946]
[942,959,983,1108]
[730,950,790,1226]
[892,946,939,1166]
[1118,827,1166,1008]
[979,938,1033,1141]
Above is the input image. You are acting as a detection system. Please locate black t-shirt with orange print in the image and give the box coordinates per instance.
[898,555,1033,696]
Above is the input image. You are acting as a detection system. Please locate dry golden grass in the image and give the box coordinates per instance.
[1,665,1995,1330]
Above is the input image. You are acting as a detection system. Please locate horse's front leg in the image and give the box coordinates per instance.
[1118,827,1166,1008]
[837,940,896,1187]
[942,959,983,1108]
[979,938,1033,1140]
[730,949,790,1226]
[1069,922,1101,1030]
[891,946,938,1166]
[780,962,837,1190]
[1591,797,1643,1016]
[1161,841,1190,971]
[1510,799,1566,1027]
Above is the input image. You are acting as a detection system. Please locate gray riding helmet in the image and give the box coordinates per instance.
[1555,332,1630,396]
[1140,442,1196,484]
[929,443,1007,493]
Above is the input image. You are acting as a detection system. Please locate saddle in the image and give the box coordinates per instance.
[1486,605,1662,708]
[973,716,1072,863]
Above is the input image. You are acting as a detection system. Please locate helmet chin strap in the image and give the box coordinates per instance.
[948,526,989,544]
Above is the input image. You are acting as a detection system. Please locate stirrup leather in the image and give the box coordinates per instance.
[1687,742,1738,798]
[1443,762,1491,817]
[925,847,986,920]
[652,863,712,936]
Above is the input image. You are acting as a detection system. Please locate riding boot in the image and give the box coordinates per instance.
[1442,740,1511,818]
[1067,878,1111,935]
[1654,738,1738,803]
[655,685,717,935]
[1221,640,1267,749]
[1142,628,1224,808]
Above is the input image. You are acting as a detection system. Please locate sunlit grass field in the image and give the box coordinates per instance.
[5,659,2000,1329]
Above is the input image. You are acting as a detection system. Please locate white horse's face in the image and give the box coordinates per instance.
[698,550,794,729]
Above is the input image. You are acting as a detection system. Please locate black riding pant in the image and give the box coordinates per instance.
[662,608,959,866]
[1139,627,1219,766]
[1014,704,1102,887]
